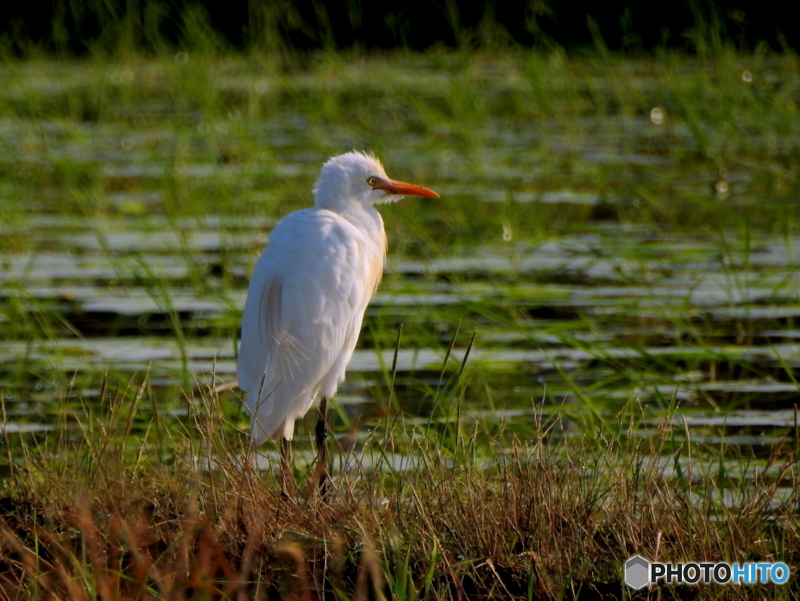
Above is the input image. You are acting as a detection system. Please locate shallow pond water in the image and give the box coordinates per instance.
[1,58,799,494]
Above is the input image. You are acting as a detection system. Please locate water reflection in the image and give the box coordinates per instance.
[1,60,799,488]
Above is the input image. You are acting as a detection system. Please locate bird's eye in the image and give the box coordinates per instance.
[366,176,377,186]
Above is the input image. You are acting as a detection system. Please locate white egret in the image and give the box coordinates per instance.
[237,151,438,494]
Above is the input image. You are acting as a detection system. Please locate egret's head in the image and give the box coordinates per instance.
[313,151,438,210]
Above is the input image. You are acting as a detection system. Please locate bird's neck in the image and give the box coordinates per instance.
[339,202,387,264]
[335,202,380,234]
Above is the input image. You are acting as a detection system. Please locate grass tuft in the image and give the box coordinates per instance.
[1,376,797,599]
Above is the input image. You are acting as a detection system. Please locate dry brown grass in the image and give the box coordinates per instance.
[1,386,798,600]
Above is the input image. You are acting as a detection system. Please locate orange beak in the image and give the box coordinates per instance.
[373,177,439,198]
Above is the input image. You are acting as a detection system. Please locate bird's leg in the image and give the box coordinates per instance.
[314,396,329,500]
[280,437,293,498]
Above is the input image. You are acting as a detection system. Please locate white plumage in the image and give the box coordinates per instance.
[237,151,438,445]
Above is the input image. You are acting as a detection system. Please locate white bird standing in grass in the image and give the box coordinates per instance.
[237,151,438,495]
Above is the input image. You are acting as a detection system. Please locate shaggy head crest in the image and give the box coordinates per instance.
[313,151,394,209]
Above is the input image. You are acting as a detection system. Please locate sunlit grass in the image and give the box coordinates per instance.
[1,377,797,599]
[1,22,800,599]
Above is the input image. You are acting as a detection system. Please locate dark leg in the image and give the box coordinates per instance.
[280,437,293,498]
[314,396,329,500]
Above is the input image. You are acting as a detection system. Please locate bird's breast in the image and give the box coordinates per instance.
[335,206,387,300]
[363,228,387,296]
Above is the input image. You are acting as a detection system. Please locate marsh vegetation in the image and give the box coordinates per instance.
[1,26,799,600]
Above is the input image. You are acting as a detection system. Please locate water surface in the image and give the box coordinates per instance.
[1,58,799,492]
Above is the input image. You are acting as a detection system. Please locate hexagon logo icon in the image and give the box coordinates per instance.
[625,555,650,590]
